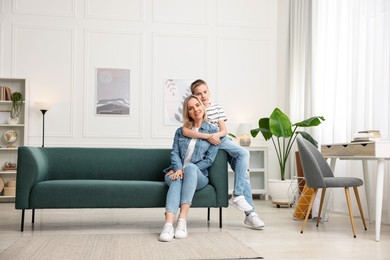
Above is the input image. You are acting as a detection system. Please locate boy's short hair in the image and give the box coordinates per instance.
[190,79,207,94]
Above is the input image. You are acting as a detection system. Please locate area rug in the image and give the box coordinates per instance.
[0,232,262,260]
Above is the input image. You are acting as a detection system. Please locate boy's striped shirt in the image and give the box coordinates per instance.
[206,103,227,128]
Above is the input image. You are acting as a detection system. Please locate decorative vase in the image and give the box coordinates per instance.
[267,178,298,208]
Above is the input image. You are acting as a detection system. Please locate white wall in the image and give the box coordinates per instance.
[0,0,289,176]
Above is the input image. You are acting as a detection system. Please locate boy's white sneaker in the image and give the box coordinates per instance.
[159,223,174,242]
[174,218,188,239]
[244,212,265,229]
[229,195,253,211]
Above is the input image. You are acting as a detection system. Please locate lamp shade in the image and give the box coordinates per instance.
[236,123,252,137]
[35,102,52,111]
[236,123,252,146]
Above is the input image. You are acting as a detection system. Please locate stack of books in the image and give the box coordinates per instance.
[352,130,381,142]
[0,86,12,100]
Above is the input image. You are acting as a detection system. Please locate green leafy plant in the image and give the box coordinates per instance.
[251,108,325,180]
[10,92,23,119]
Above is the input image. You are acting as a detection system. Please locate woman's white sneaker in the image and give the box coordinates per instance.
[174,218,188,239]
[159,223,174,242]
[244,212,265,229]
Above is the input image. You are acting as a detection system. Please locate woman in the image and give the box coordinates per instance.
[159,95,219,242]
[183,79,264,229]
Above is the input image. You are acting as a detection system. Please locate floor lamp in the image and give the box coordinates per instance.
[35,102,51,147]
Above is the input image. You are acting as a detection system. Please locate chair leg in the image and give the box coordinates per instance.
[207,207,210,222]
[301,188,318,234]
[317,188,326,227]
[353,187,367,231]
[344,187,357,238]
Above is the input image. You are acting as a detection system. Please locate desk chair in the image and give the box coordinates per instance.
[297,137,367,238]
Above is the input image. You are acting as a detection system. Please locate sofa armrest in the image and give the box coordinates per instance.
[208,150,229,207]
[15,147,49,209]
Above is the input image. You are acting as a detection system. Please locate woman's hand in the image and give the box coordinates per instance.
[167,169,184,180]
[207,134,221,145]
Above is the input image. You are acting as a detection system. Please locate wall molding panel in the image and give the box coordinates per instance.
[217,0,273,28]
[153,0,207,25]
[216,35,275,128]
[12,24,76,139]
[13,0,76,17]
[151,32,208,139]
[0,23,3,74]
[83,29,143,139]
[85,0,144,21]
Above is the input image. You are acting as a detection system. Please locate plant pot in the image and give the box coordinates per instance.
[8,117,19,125]
[268,178,298,207]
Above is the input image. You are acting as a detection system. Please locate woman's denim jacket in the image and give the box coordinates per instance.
[163,121,219,177]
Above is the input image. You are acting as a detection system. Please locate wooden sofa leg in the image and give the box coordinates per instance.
[207,207,210,221]
[32,209,35,223]
[21,209,25,232]
[219,207,222,228]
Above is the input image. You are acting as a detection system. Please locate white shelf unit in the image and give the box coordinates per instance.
[0,78,28,202]
[227,146,268,199]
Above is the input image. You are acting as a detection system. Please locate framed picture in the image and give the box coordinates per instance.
[96,68,130,115]
[163,79,192,125]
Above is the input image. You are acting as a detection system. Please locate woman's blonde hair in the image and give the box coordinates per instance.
[182,95,207,128]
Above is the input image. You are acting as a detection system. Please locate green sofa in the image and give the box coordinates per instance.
[15,146,229,231]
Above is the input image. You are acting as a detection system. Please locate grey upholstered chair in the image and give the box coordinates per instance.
[296,137,367,238]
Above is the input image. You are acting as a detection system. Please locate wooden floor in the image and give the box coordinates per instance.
[1,199,390,259]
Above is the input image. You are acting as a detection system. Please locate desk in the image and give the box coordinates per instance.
[321,141,390,242]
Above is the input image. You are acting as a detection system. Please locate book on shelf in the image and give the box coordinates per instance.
[358,130,381,138]
[5,87,12,100]
[351,137,380,143]
[358,129,380,133]
[2,167,16,171]
[352,130,381,142]
[0,86,12,101]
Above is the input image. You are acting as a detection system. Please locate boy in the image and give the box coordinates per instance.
[182,79,265,229]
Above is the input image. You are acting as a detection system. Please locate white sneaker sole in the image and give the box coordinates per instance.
[244,220,265,230]
[159,236,173,242]
[174,233,187,239]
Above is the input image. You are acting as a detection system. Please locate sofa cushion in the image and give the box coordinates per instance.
[29,180,218,209]
[44,148,172,181]
[30,180,168,208]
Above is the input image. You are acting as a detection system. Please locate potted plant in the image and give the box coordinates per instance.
[9,92,23,124]
[251,107,325,205]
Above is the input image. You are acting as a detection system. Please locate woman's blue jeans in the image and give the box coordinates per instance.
[220,137,254,208]
[165,163,209,215]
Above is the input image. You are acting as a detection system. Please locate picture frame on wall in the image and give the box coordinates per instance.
[163,79,192,125]
[96,68,130,115]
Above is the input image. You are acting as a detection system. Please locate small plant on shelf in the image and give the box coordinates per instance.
[10,92,23,120]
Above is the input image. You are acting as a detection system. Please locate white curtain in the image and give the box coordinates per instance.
[289,0,324,218]
[289,0,313,123]
[290,0,390,223]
